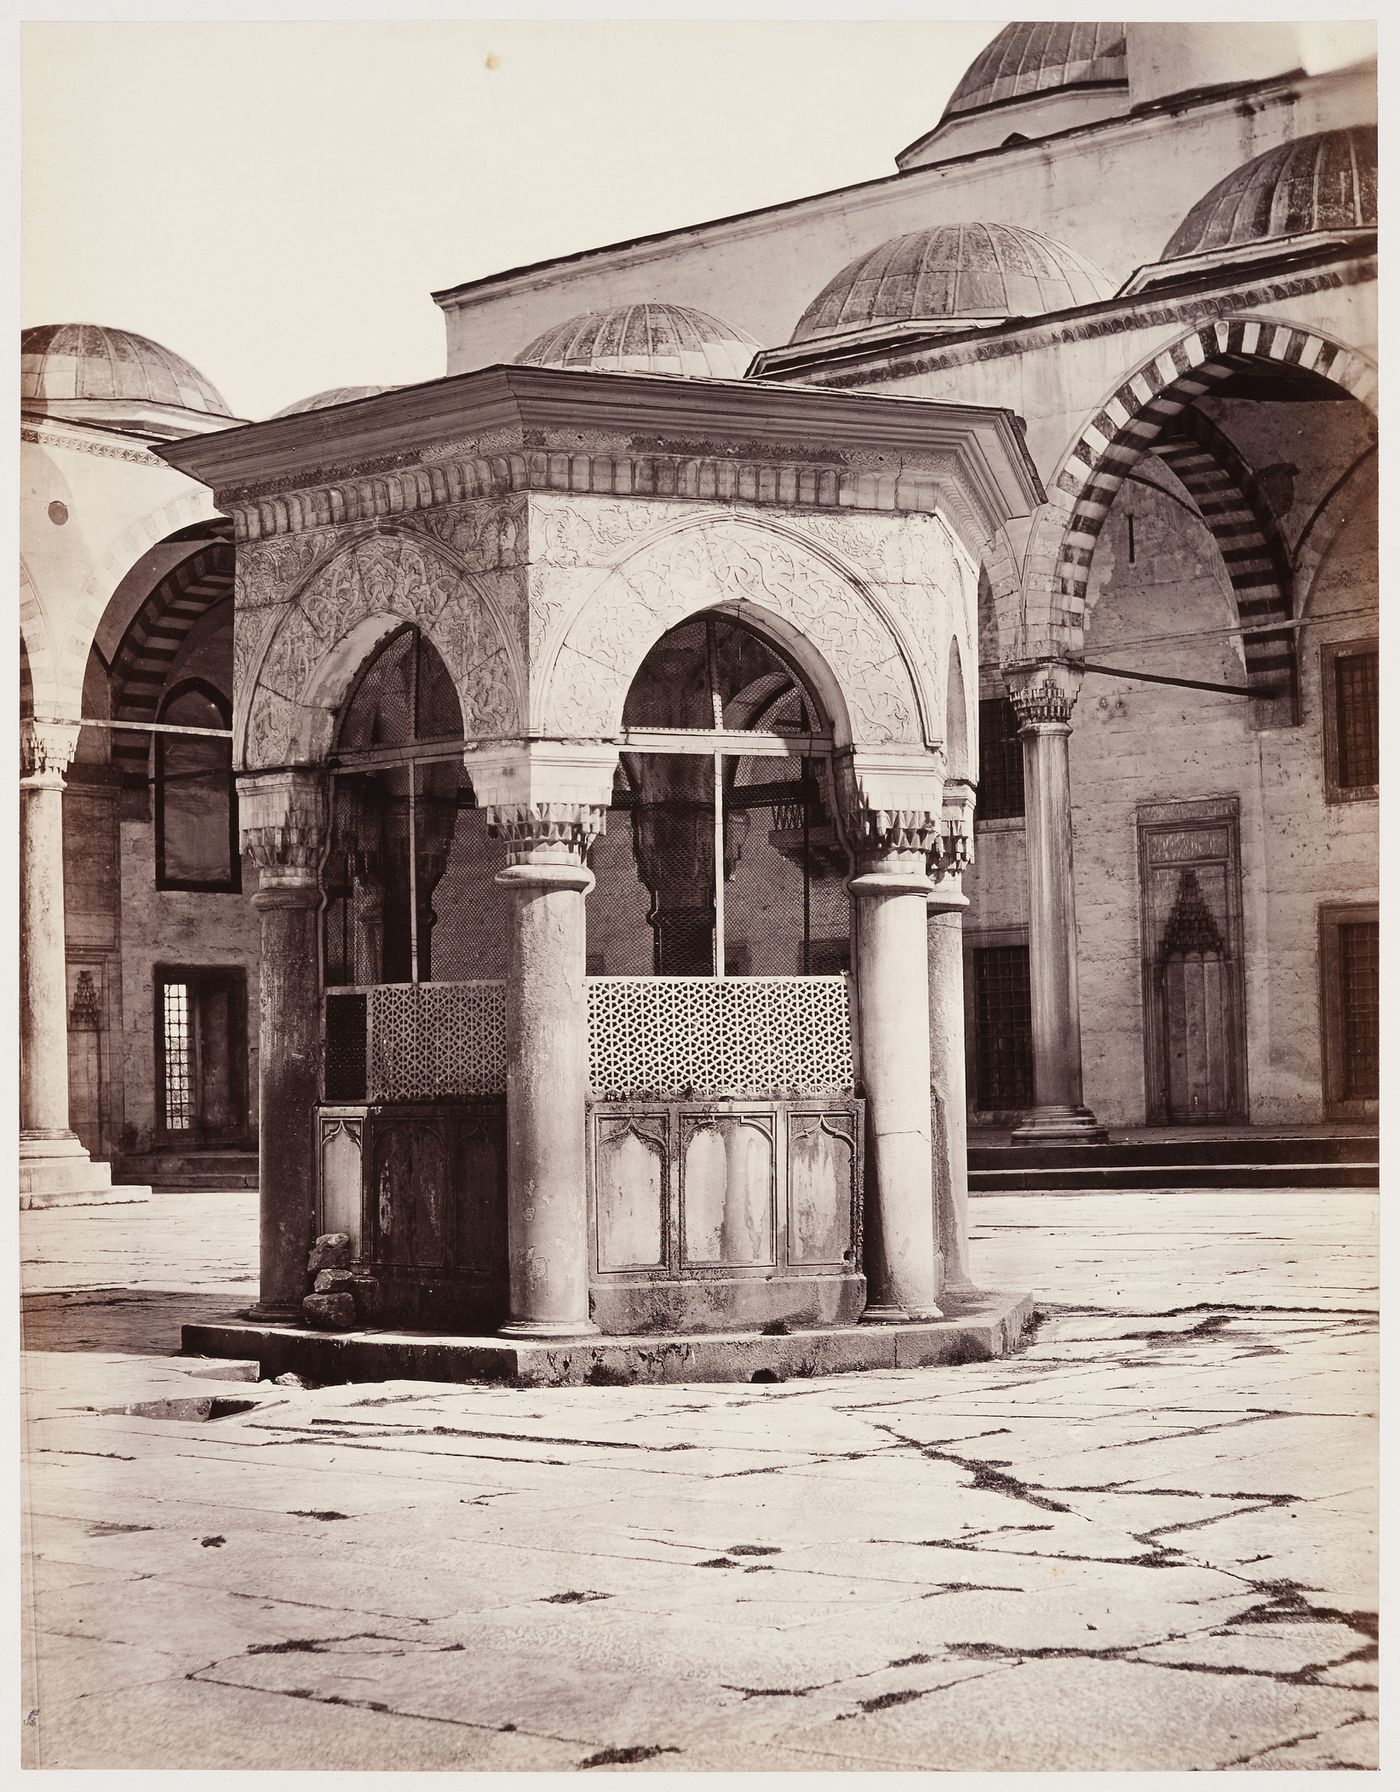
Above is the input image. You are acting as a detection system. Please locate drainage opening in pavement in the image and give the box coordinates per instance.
[103,1396,264,1422]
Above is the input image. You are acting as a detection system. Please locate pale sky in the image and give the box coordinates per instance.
[21,20,999,421]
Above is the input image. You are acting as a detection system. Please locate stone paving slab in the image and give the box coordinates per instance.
[21,1187,1379,1771]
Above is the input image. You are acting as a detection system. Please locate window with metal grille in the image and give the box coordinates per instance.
[1338,920,1379,1100]
[160,980,193,1131]
[977,697,1024,821]
[588,614,847,978]
[1334,650,1378,789]
[323,627,510,989]
[1322,640,1379,801]
[972,943,1033,1111]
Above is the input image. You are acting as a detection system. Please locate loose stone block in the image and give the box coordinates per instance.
[307,1234,351,1275]
[302,1292,356,1330]
[313,1268,355,1294]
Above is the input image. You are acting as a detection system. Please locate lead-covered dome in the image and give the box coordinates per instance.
[21,323,231,418]
[515,303,760,379]
[1163,125,1377,262]
[944,22,1127,120]
[792,224,1113,344]
[271,385,393,417]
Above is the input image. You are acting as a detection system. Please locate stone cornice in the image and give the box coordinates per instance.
[20,418,167,468]
[753,246,1376,389]
[155,365,1044,549]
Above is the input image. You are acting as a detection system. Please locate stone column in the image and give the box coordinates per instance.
[928,777,976,1293]
[1005,662,1107,1142]
[493,802,605,1338]
[19,719,119,1206]
[846,783,943,1323]
[240,771,328,1313]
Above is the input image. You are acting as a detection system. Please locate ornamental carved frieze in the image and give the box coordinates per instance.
[235,530,341,610]
[537,515,923,748]
[240,530,525,770]
[414,496,527,573]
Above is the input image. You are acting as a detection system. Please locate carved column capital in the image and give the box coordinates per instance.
[837,750,945,880]
[237,769,328,888]
[933,775,976,876]
[491,802,607,872]
[20,719,81,786]
[469,741,616,869]
[1004,659,1083,729]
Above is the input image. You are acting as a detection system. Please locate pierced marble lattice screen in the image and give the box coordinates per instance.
[367,982,506,1101]
[587,975,853,1100]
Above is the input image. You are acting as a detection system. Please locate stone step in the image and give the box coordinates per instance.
[969,1133,1377,1170]
[971,1161,1379,1192]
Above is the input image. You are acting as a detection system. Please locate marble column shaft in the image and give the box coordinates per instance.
[851,844,942,1322]
[496,827,599,1339]
[1006,667,1107,1142]
[241,771,329,1314]
[928,869,973,1292]
[20,724,80,1144]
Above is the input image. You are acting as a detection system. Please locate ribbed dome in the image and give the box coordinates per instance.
[944,22,1127,120]
[1164,126,1377,261]
[516,303,760,379]
[271,385,393,417]
[21,323,231,416]
[792,224,1113,343]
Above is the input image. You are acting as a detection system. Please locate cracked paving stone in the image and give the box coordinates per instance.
[22,1187,1377,1772]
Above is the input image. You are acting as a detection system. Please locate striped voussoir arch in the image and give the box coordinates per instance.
[108,541,234,780]
[1151,407,1294,696]
[1051,319,1376,654]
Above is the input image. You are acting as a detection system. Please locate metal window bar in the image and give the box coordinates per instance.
[1335,650,1379,788]
[978,697,1025,821]
[1338,920,1379,1099]
[162,980,193,1131]
[973,945,1034,1110]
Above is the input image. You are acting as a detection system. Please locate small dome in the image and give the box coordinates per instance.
[20,323,231,417]
[515,303,760,380]
[1164,126,1377,262]
[792,224,1113,344]
[943,22,1126,120]
[271,385,393,417]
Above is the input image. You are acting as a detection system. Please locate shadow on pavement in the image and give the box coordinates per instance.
[21,1287,256,1355]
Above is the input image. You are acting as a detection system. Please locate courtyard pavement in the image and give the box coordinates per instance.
[20,1186,1380,1773]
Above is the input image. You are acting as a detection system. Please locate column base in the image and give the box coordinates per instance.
[1011,1104,1110,1144]
[19,1135,150,1209]
[498,1318,602,1341]
[861,1304,909,1324]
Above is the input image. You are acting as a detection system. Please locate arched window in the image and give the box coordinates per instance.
[155,680,239,891]
[323,625,508,989]
[588,612,847,978]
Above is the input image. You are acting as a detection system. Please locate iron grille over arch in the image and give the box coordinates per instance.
[593,611,849,981]
[322,625,511,1103]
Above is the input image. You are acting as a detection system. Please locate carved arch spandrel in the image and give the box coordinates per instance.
[237,524,526,770]
[532,510,932,750]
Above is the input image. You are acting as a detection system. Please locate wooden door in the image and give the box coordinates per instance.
[1138,800,1246,1125]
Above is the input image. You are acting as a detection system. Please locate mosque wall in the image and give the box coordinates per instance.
[437,62,1373,377]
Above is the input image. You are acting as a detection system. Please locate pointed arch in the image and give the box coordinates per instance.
[238,525,524,771]
[107,540,235,779]
[1022,318,1377,660]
